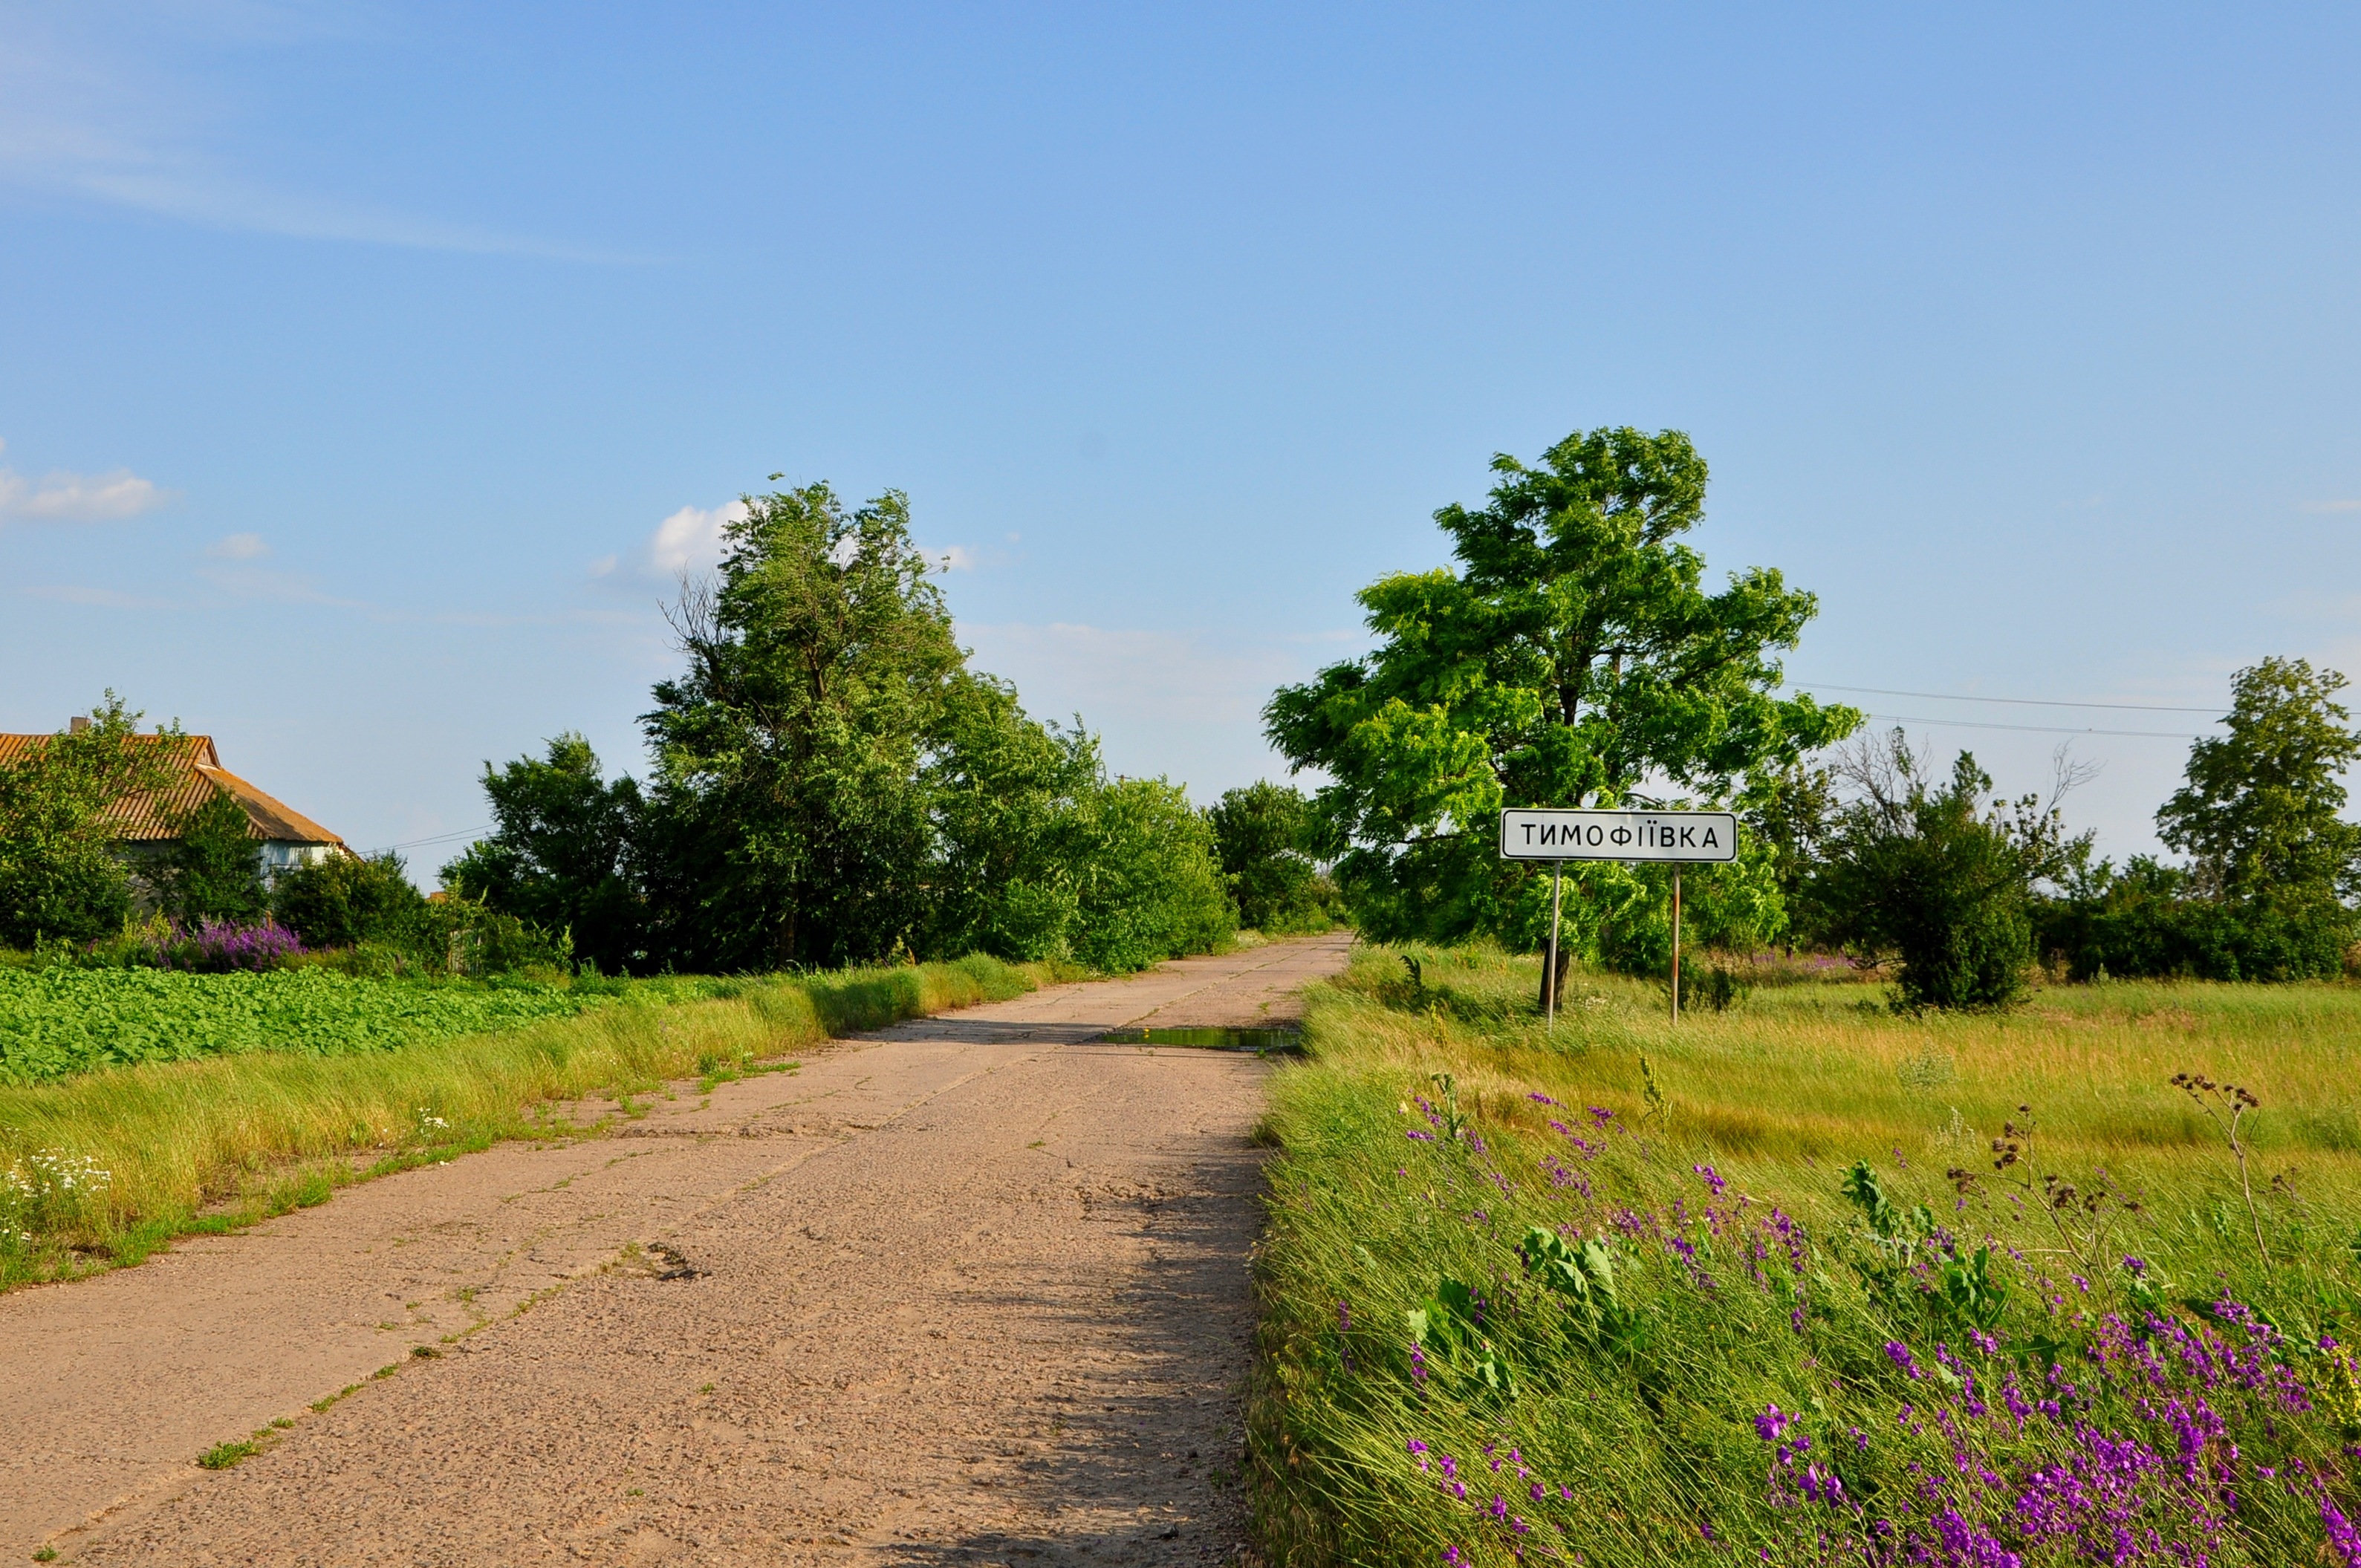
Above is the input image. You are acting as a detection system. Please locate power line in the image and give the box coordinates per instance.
[368,824,492,855]
[1810,683,2220,715]
[1865,712,2201,741]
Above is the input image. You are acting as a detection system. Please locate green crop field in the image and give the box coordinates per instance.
[0,954,1056,1290]
[0,966,617,1085]
[1249,945,2361,1567]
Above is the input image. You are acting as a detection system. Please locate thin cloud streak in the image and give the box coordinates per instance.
[0,14,642,261]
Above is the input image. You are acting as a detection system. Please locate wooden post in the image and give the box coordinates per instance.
[1545,862,1564,1029]
[1670,870,1683,1024]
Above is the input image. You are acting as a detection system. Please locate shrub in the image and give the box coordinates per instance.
[272,853,568,977]
[272,853,426,951]
[1062,778,1233,972]
[149,786,268,927]
[1807,738,2082,1009]
[1209,781,1337,933]
[2036,857,2354,981]
[0,697,180,948]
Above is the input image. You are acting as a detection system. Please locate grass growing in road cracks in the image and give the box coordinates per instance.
[1248,943,2361,1567]
[0,953,1059,1289]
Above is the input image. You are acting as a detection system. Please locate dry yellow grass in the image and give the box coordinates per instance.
[1305,943,2361,1217]
[0,954,1057,1286]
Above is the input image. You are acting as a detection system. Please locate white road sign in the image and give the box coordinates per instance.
[1499,808,1739,863]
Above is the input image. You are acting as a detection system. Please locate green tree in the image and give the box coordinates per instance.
[1746,761,1839,951]
[153,786,269,927]
[923,677,1100,962]
[1207,782,1331,932]
[0,694,181,948]
[1264,428,1857,953]
[441,733,646,974]
[1808,735,2088,1009]
[273,851,431,951]
[2157,657,2361,902]
[640,482,970,970]
[1056,777,1233,972]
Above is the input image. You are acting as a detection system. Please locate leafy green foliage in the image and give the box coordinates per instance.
[2027,660,2361,983]
[1209,781,1335,932]
[2036,855,2354,981]
[923,675,1102,962]
[1808,736,2087,1009]
[2158,656,2361,902]
[152,786,268,927]
[273,852,569,977]
[0,966,596,1084]
[441,480,1235,976]
[640,482,964,971]
[1265,427,1856,949]
[273,852,431,951]
[1060,776,1233,972]
[0,696,181,947]
[440,733,645,975]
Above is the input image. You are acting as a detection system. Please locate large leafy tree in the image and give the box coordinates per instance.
[640,482,970,970]
[2157,657,2361,902]
[1208,781,1331,932]
[1266,428,1857,948]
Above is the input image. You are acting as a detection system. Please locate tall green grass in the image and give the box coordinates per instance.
[1249,944,2361,1566]
[0,954,1055,1289]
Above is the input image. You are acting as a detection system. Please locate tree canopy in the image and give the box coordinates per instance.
[2157,656,2361,903]
[1265,427,1857,948]
[640,483,967,970]
[0,695,180,947]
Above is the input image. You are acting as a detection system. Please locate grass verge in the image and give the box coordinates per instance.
[1247,943,2361,1566]
[0,952,1063,1289]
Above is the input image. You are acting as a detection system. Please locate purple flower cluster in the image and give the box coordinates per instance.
[143,917,306,972]
[1380,1073,2359,1567]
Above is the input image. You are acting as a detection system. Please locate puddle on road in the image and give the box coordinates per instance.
[1096,1027,1303,1054]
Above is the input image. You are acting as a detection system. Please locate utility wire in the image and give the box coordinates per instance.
[1810,683,2220,715]
[368,824,493,855]
[1865,712,2201,741]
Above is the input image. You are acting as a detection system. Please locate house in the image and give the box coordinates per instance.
[0,720,348,874]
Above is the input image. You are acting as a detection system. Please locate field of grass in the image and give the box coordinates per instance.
[1249,944,2361,1566]
[0,954,1058,1290]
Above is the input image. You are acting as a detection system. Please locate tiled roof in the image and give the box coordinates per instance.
[0,732,346,848]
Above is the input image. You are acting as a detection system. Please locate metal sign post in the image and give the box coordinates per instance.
[1545,862,1564,1027]
[1670,871,1681,1024]
[1498,808,1736,1027]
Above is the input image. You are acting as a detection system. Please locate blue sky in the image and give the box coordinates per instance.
[4,2,2360,873]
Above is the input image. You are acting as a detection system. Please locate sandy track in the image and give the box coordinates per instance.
[6,934,1351,1566]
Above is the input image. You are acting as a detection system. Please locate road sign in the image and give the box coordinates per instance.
[1498,807,1738,863]
[1500,807,1739,1029]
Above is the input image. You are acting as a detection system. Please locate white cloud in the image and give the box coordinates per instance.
[929,544,979,573]
[207,531,268,559]
[0,458,172,521]
[2301,499,2361,514]
[648,501,747,577]
[587,553,619,578]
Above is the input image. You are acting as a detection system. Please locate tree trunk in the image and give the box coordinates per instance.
[1536,943,1574,1012]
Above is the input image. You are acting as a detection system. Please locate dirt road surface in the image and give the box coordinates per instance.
[4,934,1351,1567]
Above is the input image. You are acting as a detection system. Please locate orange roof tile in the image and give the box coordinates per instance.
[0,732,346,848]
